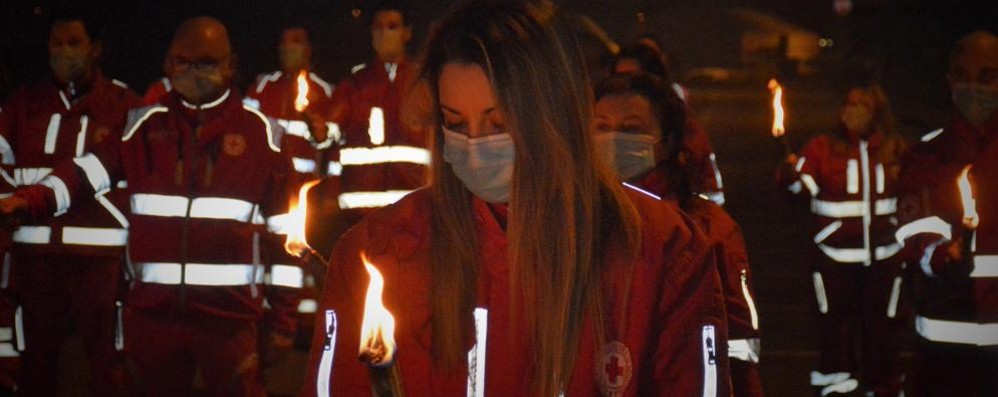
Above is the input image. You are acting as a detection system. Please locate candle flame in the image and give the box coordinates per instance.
[957,164,979,229]
[294,71,310,113]
[283,179,322,256]
[768,79,785,138]
[359,253,396,366]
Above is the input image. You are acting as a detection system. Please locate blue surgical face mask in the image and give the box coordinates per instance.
[594,132,660,181]
[441,127,515,203]
[952,83,998,126]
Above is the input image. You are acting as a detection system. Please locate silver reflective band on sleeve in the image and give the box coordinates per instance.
[895,216,953,243]
[62,227,127,246]
[297,299,318,313]
[886,276,902,318]
[13,226,51,244]
[920,238,947,277]
[971,255,998,278]
[810,197,897,218]
[813,272,828,314]
[268,265,304,288]
[817,242,902,264]
[13,167,52,186]
[292,157,317,173]
[467,307,488,397]
[339,146,431,166]
[727,338,760,363]
[40,175,71,215]
[800,174,820,196]
[73,153,112,193]
[338,190,414,209]
[813,220,843,244]
[701,325,717,397]
[135,262,264,286]
[0,135,14,165]
[327,161,342,176]
[131,194,256,222]
[316,309,337,397]
[915,316,998,346]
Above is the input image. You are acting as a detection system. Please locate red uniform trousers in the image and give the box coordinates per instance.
[125,310,265,397]
[13,251,126,397]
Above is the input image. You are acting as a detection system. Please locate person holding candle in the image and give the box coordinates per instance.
[301,1,730,396]
[895,30,998,397]
[776,81,909,396]
[592,72,764,397]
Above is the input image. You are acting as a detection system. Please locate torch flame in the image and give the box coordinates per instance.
[957,165,979,229]
[294,71,310,113]
[768,79,785,138]
[283,179,322,256]
[359,253,396,366]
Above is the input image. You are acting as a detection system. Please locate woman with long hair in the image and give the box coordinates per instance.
[777,83,909,397]
[301,0,729,396]
[593,72,765,397]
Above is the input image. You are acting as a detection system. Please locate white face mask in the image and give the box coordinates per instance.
[951,83,998,126]
[442,127,515,203]
[594,132,659,181]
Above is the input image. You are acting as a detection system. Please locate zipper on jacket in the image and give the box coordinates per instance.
[740,270,759,330]
[316,309,338,397]
[178,111,203,313]
[467,308,488,397]
[701,325,717,397]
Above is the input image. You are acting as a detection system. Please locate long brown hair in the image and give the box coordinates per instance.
[420,0,641,394]
[835,84,906,164]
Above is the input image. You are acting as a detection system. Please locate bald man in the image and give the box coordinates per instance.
[0,16,300,396]
[895,30,998,396]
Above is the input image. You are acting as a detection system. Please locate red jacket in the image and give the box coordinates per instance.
[141,77,171,106]
[13,89,301,334]
[895,115,998,345]
[0,73,138,256]
[300,188,730,396]
[245,70,338,180]
[685,119,725,206]
[328,61,428,214]
[635,167,762,396]
[778,131,908,266]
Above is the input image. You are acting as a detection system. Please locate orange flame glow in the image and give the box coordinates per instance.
[957,165,979,229]
[283,179,322,256]
[359,253,396,365]
[294,71,310,113]
[768,79,785,138]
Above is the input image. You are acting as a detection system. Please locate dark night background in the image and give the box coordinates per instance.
[1,1,996,395]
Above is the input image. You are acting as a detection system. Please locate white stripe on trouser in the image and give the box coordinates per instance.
[13,167,52,186]
[701,325,717,397]
[339,146,431,166]
[915,316,998,346]
[886,276,902,318]
[810,372,858,396]
[136,263,263,286]
[971,255,998,278]
[813,272,829,314]
[810,198,897,218]
[268,265,304,288]
[895,216,952,243]
[817,242,902,264]
[467,308,488,397]
[62,227,128,246]
[12,226,51,244]
[338,190,413,209]
[131,194,256,222]
[728,338,760,363]
[316,310,337,397]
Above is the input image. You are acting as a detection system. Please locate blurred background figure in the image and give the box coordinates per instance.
[777,81,909,396]
[896,30,998,397]
[322,0,429,254]
[592,72,764,397]
[0,7,138,396]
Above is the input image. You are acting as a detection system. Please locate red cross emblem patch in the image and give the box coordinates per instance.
[596,341,632,396]
[223,133,247,157]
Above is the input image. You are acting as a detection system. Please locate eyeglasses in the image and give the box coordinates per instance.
[170,55,230,72]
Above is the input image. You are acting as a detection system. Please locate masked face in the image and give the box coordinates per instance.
[442,127,515,203]
[841,104,873,134]
[951,84,998,126]
[594,132,660,180]
[48,20,96,86]
[279,44,308,73]
[371,11,409,62]
[171,66,226,105]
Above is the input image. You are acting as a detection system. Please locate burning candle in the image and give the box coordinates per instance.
[768,79,792,156]
[294,70,310,113]
[957,165,977,264]
[358,253,405,397]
